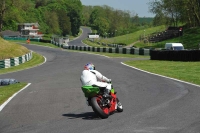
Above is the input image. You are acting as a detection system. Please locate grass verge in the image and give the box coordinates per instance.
[124,60,200,85]
[0,83,28,105]
[0,38,30,60]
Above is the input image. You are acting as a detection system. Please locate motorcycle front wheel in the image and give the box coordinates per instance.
[116,98,123,112]
[91,97,109,119]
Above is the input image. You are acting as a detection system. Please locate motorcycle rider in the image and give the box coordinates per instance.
[80,63,112,103]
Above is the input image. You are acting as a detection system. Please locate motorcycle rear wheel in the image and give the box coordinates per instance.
[91,97,109,119]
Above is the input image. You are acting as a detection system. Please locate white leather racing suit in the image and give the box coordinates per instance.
[80,69,112,90]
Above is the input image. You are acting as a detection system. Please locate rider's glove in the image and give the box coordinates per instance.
[108,79,112,83]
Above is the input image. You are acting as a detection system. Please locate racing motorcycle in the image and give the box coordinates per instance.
[81,83,123,119]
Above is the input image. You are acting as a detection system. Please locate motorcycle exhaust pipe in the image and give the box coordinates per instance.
[105,99,110,104]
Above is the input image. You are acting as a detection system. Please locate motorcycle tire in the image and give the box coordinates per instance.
[116,98,123,112]
[91,97,109,119]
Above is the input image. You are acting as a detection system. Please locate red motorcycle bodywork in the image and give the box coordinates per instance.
[97,92,117,114]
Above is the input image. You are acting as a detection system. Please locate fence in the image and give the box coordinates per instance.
[150,50,200,61]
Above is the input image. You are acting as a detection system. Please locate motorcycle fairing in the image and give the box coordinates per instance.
[81,86,100,97]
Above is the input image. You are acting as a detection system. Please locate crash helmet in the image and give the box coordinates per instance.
[84,63,95,70]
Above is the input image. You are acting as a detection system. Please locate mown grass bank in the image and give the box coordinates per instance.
[0,37,30,60]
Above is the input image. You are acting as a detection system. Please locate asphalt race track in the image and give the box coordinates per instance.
[0,27,200,133]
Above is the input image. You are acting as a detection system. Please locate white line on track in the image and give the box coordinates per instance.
[66,50,199,88]
[0,83,31,112]
[121,62,200,88]
[0,51,47,111]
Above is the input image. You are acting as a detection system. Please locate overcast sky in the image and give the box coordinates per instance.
[80,0,154,17]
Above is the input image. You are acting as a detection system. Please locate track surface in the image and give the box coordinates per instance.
[0,27,200,133]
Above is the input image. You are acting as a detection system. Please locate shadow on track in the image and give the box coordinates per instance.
[62,112,101,120]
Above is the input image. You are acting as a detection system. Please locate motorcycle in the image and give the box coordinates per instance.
[81,83,123,119]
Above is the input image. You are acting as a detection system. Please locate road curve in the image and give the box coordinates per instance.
[68,26,91,46]
[0,27,200,133]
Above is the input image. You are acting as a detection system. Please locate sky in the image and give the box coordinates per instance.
[80,0,154,17]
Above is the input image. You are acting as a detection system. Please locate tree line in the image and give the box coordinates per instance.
[1,0,198,38]
[82,5,148,37]
[148,0,200,27]
[0,0,82,36]
[0,0,153,38]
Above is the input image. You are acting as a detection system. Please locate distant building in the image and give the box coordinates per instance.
[18,22,43,39]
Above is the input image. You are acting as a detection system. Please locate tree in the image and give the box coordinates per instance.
[57,10,71,36]
[44,11,60,34]
[187,0,200,26]
[93,17,109,36]
[0,0,12,31]
[152,11,167,26]
[1,0,34,31]
[148,0,200,27]
[89,9,99,27]
[67,1,82,36]
[34,0,49,8]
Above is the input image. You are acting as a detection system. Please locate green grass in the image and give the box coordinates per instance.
[89,25,166,46]
[124,60,200,85]
[134,27,200,49]
[0,83,28,105]
[0,38,30,60]
[82,39,108,47]
[88,26,200,50]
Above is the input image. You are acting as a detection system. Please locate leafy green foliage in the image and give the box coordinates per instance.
[93,17,109,36]
[0,0,82,36]
[83,5,154,37]
[148,0,200,27]
[57,10,71,36]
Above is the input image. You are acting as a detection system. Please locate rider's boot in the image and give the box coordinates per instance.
[103,89,112,99]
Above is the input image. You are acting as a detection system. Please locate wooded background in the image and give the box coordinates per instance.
[0,0,199,37]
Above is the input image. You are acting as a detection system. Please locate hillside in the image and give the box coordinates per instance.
[135,27,200,49]
[91,25,166,45]
[0,38,30,60]
[85,25,200,50]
